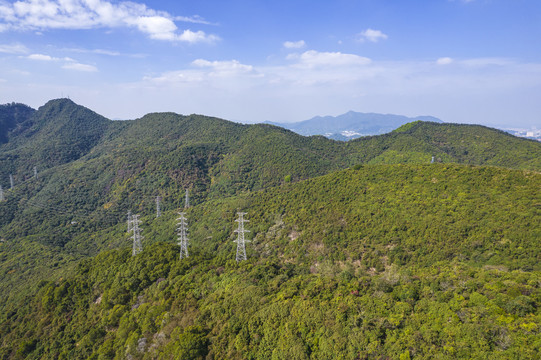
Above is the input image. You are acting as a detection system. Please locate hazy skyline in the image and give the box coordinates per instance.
[1,0,540,128]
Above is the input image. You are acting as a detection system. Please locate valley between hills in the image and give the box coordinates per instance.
[0,99,540,359]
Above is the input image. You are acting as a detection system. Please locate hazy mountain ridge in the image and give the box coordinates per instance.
[265,111,443,140]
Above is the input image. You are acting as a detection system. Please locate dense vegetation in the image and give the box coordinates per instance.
[0,99,540,358]
[0,165,539,359]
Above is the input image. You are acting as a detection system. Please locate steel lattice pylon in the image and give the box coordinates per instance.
[177,212,189,259]
[234,212,250,262]
[130,214,143,256]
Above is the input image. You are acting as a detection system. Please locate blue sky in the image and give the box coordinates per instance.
[0,0,540,128]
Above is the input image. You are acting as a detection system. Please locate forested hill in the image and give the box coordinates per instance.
[0,99,540,359]
[0,99,111,180]
[347,120,541,170]
[0,164,539,359]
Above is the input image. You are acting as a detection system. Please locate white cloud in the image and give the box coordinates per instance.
[62,62,98,72]
[26,52,97,71]
[289,50,371,68]
[178,29,219,43]
[0,43,29,54]
[437,57,454,65]
[357,28,388,43]
[283,40,306,49]
[174,15,216,25]
[27,53,56,61]
[0,0,219,43]
[143,59,259,86]
[192,59,254,72]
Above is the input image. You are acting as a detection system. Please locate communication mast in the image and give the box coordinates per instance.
[0,185,4,201]
[185,189,190,208]
[177,212,189,259]
[131,214,143,256]
[234,212,250,262]
[34,166,38,178]
[156,196,162,218]
[9,174,13,189]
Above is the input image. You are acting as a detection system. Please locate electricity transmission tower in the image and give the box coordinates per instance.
[185,189,190,208]
[156,196,162,218]
[127,210,132,232]
[234,212,250,262]
[177,212,189,259]
[0,185,4,201]
[130,214,143,256]
[9,174,13,189]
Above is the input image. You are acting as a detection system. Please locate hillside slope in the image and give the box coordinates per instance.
[0,164,539,359]
[0,99,539,318]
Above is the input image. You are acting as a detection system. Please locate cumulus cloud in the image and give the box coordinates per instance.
[0,0,218,43]
[283,40,306,49]
[357,29,388,43]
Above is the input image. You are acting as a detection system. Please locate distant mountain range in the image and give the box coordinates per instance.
[265,111,443,140]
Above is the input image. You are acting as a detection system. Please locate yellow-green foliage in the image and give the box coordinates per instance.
[0,164,539,359]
